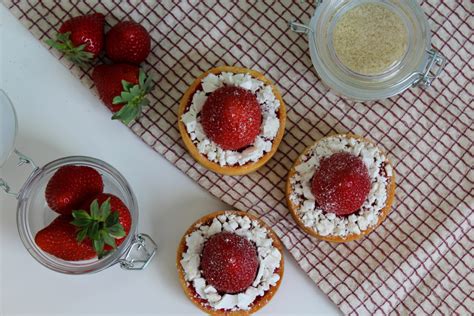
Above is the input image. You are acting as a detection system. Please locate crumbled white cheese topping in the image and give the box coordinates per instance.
[181,72,281,166]
[289,135,390,237]
[180,213,282,311]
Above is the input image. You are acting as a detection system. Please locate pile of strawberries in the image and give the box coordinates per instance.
[46,13,153,124]
[35,165,131,261]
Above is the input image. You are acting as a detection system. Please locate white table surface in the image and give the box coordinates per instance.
[0,5,339,315]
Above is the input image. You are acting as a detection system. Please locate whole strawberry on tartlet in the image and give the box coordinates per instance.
[178,66,287,176]
[105,21,151,64]
[286,134,396,242]
[92,64,153,124]
[177,210,284,315]
[45,13,105,65]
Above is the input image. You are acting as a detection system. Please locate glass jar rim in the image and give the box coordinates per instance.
[16,156,139,274]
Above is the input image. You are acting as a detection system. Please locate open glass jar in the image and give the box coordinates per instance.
[0,90,157,274]
[289,0,446,101]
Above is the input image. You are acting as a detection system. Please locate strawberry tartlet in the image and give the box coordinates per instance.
[286,134,396,242]
[178,66,286,176]
[177,211,284,315]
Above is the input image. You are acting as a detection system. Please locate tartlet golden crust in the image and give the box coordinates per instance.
[286,133,396,243]
[176,210,285,315]
[177,66,287,176]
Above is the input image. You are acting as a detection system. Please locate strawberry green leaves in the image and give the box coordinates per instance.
[111,69,153,125]
[71,198,126,259]
[45,32,95,66]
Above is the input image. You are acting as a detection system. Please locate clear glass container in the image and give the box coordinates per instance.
[0,90,157,274]
[289,0,446,101]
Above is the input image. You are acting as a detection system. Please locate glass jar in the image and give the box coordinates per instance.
[289,0,446,101]
[0,90,157,274]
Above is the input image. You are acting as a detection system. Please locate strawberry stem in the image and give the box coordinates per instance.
[71,198,126,259]
[45,32,94,66]
[111,69,153,125]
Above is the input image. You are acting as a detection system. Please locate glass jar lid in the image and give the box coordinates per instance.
[290,0,446,101]
[0,89,18,167]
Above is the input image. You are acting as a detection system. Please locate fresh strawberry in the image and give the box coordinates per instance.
[201,86,262,150]
[36,194,130,261]
[35,215,96,261]
[201,232,258,294]
[105,21,151,64]
[311,152,371,216]
[77,193,131,250]
[45,13,105,65]
[92,64,153,124]
[45,166,103,215]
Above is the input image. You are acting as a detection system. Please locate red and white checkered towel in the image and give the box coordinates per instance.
[4,1,472,314]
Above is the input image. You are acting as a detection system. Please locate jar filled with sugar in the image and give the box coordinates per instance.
[289,0,446,101]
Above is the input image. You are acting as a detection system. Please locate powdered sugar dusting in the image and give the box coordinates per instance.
[289,135,391,237]
[180,213,282,311]
[181,72,281,166]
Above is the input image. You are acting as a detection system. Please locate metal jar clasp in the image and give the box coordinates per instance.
[289,0,322,34]
[289,19,310,34]
[118,233,157,270]
[412,49,446,88]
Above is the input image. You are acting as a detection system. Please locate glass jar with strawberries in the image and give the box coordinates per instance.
[0,90,157,274]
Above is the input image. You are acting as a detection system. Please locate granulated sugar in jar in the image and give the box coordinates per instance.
[333,3,408,76]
